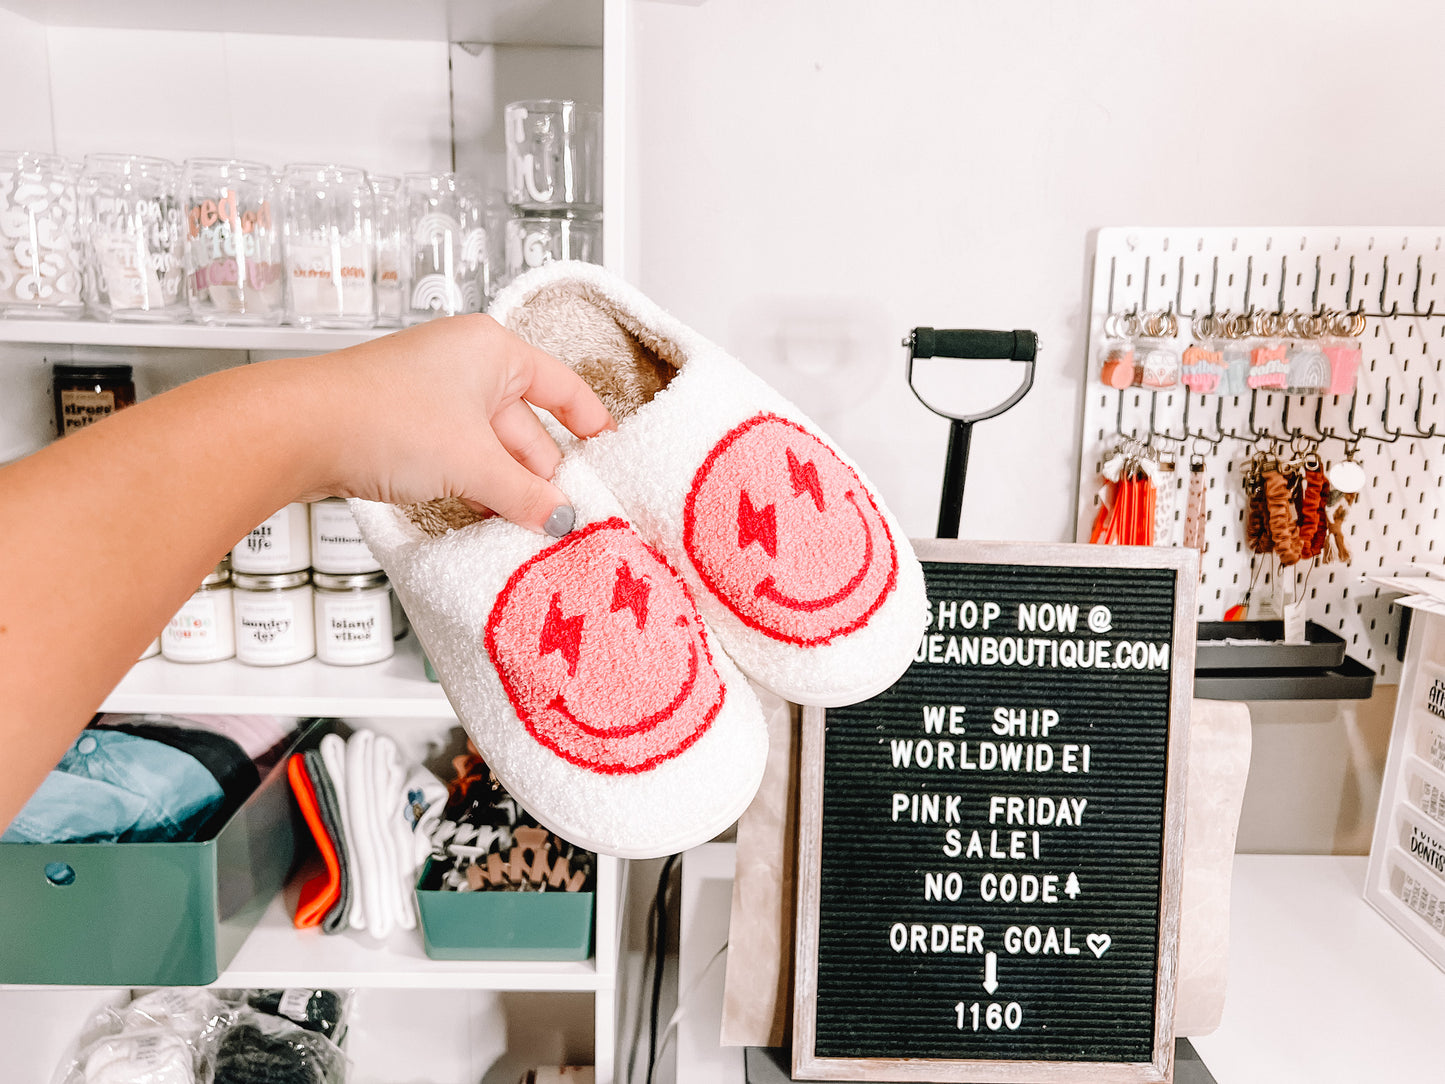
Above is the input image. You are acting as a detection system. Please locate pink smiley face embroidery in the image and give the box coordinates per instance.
[485,518,724,775]
[683,413,898,646]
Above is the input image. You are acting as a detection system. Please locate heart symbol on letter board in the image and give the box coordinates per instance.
[1086,933,1111,958]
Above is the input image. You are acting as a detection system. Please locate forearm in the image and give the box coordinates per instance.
[0,356,331,829]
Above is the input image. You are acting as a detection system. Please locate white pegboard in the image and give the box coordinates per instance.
[1076,228,1445,683]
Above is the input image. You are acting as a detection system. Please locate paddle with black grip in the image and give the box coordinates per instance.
[906,327,1038,539]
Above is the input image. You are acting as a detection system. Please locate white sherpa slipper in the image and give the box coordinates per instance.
[351,459,768,859]
[488,262,928,707]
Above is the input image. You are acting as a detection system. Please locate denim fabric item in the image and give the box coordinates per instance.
[2,731,224,843]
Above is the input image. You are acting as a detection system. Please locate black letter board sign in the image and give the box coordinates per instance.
[794,541,1196,1083]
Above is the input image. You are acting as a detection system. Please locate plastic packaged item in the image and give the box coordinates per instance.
[50,988,227,1084]
[162,559,235,663]
[243,989,351,1043]
[205,1009,347,1084]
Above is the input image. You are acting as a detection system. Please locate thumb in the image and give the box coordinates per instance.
[463,429,576,537]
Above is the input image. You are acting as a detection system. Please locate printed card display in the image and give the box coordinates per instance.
[794,541,1195,1083]
[1367,612,1445,972]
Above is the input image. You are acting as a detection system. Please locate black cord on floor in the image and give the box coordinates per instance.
[645,853,679,1084]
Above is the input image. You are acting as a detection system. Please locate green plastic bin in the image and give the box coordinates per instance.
[0,730,306,986]
[415,858,594,961]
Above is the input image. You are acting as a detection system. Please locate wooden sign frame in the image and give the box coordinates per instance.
[793,540,1196,1083]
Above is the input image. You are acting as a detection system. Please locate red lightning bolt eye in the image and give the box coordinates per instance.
[787,447,825,512]
[538,592,585,676]
[737,491,778,557]
[610,561,652,630]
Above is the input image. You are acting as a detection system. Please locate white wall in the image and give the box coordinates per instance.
[628,0,1445,542]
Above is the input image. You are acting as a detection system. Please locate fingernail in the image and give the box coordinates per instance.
[544,505,576,537]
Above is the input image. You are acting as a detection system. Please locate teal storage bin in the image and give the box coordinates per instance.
[0,730,306,986]
[415,858,594,961]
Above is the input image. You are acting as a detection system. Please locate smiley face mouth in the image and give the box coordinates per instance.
[547,638,701,739]
[753,490,874,612]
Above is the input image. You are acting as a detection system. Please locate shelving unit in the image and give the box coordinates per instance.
[0,319,387,352]
[0,1,632,1081]
[104,634,457,719]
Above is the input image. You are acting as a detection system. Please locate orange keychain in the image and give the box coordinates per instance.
[288,754,342,929]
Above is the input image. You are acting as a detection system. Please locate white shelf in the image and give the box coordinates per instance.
[0,319,388,353]
[0,0,604,46]
[1190,855,1445,1084]
[217,891,606,991]
[102,634,457,719]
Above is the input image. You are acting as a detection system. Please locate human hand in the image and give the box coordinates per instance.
[290,314,613,534]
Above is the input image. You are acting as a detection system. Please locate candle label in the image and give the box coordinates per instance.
[234,507,307,573]
[59,388,115,434]
[319,593,393,664]
[162,594,232,662]
[311,501,380,573]
[235,594,308,664]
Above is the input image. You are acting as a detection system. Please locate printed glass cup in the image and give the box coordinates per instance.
[457,175,493,310]
[182,158,284,325]
[504,99,603,213]
[403,172,483,322]
[281,163,376,329]
[372,174,403,327]
[79,154,187,322]
[0,151,84,319]
[503,213,603,285]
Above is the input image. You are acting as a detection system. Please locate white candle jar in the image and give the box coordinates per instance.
[233,571,315,667]
[232,502,311,574]
[0,151,84,319]
[314,572,394,665]
[310,497,382,574]
[282,163,376,329]
[162,560,235,663]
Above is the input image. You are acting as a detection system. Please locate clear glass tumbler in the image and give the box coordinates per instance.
[79,154,186,321]
[182,158,284,325]
[504,100,603,213]
[281,163,376,329]
[504,212,603,284]
[0,151,84,319]
[457,175,492,311]
[403,172,482,323]
[372,174,403,327]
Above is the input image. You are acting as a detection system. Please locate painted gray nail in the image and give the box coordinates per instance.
[544,505,576,538]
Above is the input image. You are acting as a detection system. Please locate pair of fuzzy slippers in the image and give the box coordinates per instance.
[354,263,927,858]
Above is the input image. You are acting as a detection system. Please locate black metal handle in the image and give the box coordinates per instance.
[906,326,1040,539]
[911,327,1038,362]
